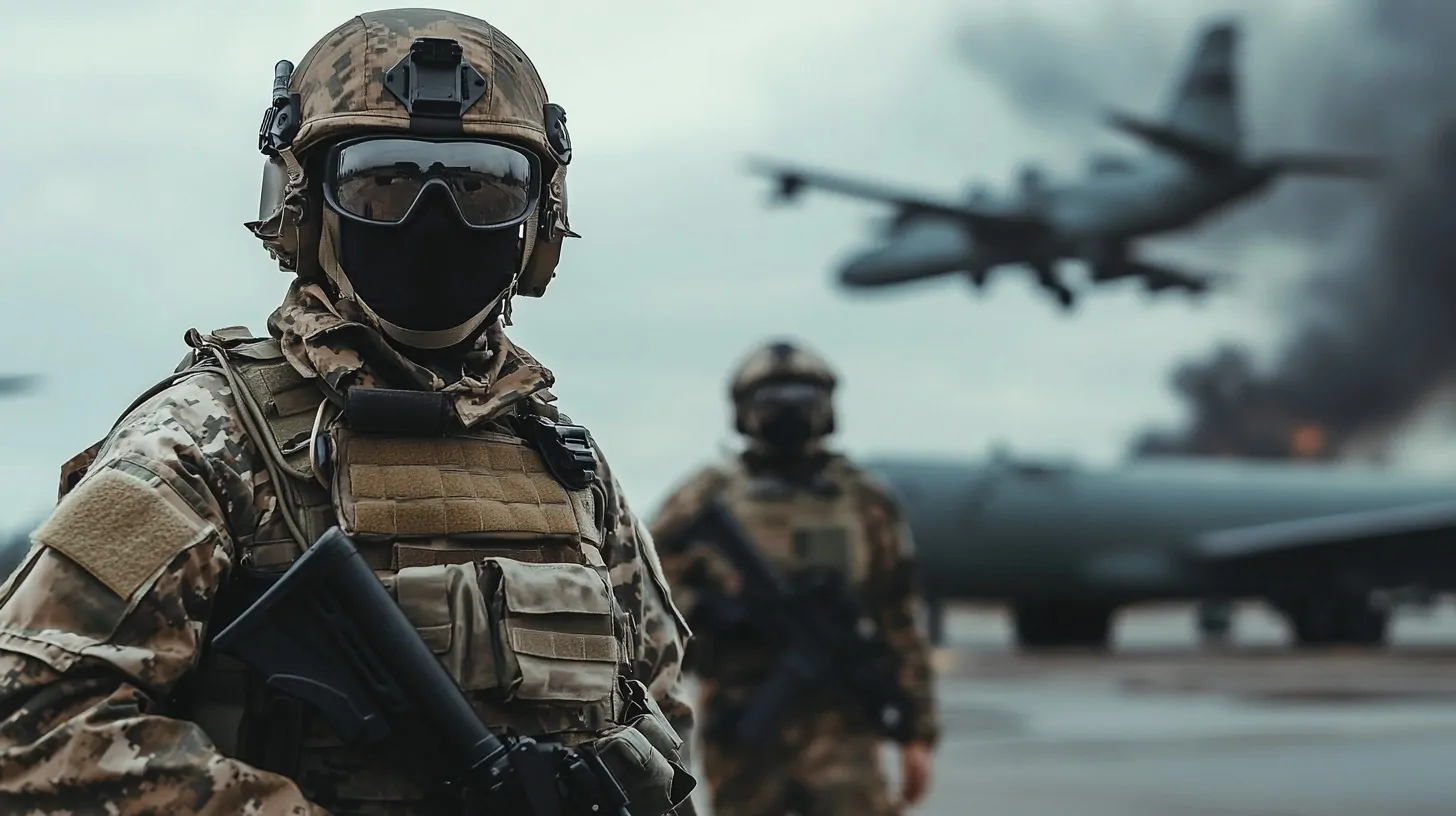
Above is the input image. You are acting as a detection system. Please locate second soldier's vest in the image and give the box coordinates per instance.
[718,456,872,589]
[177,329,636,810]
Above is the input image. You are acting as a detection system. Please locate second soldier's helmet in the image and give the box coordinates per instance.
[247,9,575,349]
[730,340,838,451]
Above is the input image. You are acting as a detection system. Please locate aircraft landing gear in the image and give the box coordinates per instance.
[1196,598,1234,645]
[924,596,946,646]
[1276,591,1389,647]
[1012,603,1112,650]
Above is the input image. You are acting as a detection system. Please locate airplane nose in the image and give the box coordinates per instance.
[838,219,975,287]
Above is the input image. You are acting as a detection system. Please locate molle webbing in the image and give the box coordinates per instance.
[721,458,871,586]
[335,433,601,545]
[226,348,337,565]
[392,540,583,569]
[235,353,324,459]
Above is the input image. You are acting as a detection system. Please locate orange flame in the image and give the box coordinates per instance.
[1291,423,1327,459]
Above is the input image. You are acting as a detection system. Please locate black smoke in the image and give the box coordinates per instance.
[958,1,1456,460]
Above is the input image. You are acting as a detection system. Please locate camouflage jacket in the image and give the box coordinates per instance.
[649,452,939,747]
[0,284,693,814]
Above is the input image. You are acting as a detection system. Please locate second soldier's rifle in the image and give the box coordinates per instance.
[212,527,633,816]
[667,496,916,745]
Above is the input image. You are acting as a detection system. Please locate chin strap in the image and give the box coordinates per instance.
[505,210,540,327]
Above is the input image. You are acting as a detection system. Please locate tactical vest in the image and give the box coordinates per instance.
[717,457,872,589]
[174,329,638,808]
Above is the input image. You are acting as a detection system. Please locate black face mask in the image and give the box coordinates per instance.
[757,407,816,451]
[747,380,828,452]
[335,187,523,333]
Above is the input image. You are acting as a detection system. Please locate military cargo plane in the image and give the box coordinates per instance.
[0,375,36,397]
[749,19,1379,309]
[869,452,1456,650]
[0,375,41,583]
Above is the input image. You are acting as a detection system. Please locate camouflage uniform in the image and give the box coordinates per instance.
[651,341,938,816]
[0,10,693,816]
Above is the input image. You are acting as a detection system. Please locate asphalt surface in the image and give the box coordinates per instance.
[686,602,1456,815]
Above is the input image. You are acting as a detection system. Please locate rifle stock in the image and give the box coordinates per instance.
[212,526,631,815]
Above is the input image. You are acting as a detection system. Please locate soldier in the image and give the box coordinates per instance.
[0,9,696,815]
[651,340,939,816]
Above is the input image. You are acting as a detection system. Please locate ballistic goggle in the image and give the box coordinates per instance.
[322,136,542,230]
[747,381,829,408]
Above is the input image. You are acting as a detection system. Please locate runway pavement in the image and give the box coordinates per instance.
[685,602,1456,815]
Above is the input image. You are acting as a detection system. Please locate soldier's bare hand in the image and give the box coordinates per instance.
[900,741,932,806]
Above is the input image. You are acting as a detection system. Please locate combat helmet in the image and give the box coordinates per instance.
[730,339,838,446]
[247,9,576,341]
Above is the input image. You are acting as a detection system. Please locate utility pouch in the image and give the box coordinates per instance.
[393,562,498,691]
[619,678,684,759]
[590,724,678,816]
[481,558,622,704]
[610,678,696,812]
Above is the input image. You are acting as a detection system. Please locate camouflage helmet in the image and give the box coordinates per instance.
[729,339,838,437]
[247,8,574,300]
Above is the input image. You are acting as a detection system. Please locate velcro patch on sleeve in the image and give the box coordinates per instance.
[31,467,211,600]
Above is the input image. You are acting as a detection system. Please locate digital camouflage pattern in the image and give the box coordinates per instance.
[700,710,896,816]
[728,342,837,402]
[269,281,556,429]
[0,281,693,814]
[251,9,575,302]
[651,455,939,816]
[288,9,555,161]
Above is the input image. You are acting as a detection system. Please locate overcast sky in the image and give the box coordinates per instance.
[0,0,1399,531]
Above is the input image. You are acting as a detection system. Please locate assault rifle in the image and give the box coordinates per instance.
[212,527,633,816]
[666,496,916,745]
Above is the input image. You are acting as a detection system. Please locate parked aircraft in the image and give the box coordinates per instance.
[869,452,1456,649]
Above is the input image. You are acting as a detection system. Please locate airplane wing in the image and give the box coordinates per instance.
[746,158,1046,240]
[1194,498,1456,587]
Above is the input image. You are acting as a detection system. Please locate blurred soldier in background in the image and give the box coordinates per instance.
[0,9,695,815]
[651,339,939,816]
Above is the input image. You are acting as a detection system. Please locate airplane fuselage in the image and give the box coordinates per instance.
[1036,154,1275,250]
[838,153,1282,292]
[865,455,1456,605]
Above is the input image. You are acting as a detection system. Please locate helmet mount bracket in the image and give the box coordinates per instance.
[259,60,302,155]
[384,37,486,134]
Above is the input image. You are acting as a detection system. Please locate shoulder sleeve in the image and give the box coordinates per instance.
[591,444,698,749]
[647,464,732,548]
[0,372,325,812]
[849,465,941,746]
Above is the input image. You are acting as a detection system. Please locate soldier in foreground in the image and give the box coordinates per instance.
[651,341,939,815]
[0,9,695,815]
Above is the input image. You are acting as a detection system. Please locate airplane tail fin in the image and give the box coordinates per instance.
[1103,20,1242,165]
[1165,19,1241,153]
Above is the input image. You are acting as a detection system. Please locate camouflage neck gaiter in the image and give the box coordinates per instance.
[267,279,554,428]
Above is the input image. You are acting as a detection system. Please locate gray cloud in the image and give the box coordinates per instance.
[945,0,1456,463]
